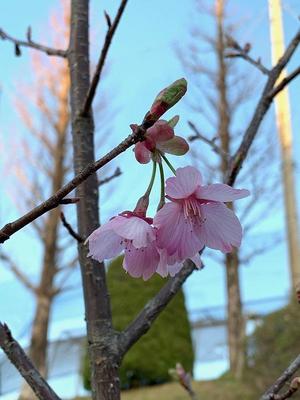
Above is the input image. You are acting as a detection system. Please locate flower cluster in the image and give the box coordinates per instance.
[86,79,250,280]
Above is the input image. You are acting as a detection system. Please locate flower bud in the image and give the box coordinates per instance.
[149,78,187,120]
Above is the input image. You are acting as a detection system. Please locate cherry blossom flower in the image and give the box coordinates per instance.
[86,211,196,280]
[154,166,250,258]
[133,119,189,164]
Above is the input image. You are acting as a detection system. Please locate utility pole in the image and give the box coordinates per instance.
[268,0,300,291]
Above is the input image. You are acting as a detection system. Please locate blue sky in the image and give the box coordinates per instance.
[0,0,300,385]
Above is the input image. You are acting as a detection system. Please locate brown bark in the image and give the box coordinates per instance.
[215,0,245,378]
[68,2,120,399]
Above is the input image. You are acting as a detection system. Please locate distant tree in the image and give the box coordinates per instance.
[178,0,280,378]
[83,256,194,389]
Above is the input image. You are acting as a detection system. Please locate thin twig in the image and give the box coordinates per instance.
[261,355,300,400]
[225,34,270,75]
[60,212,83,243]
[0,323,61,400]
[0,27,67,57]
[81,0,128,116]
[268,65,300,98]
[98,167,122,186]
[227,29,300,186]
[188,121,229,158]
[59,197,80,204]
[0,122,147,244]
[0,253,36,293]
[118,259,196,356]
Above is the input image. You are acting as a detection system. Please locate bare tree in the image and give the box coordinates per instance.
[179,0,281,378]
[0,1,300,400]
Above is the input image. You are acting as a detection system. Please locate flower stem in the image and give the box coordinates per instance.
[145,161,157,196]
[157,162,165,211]
[160,153,176,175]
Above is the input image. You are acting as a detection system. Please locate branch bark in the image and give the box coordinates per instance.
[0,323,61,400]
[261,354,300,400]
[0,28,67,57]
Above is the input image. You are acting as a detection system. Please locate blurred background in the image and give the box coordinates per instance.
[0,0,299,399]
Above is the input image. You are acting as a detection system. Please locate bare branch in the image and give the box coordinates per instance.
[188,120,229,158]
[60,211,83,243]
[0,28,67,57]
[225,34,270,75]
[261,355,300,400]
[0,253,36,293]
[0,122,147,244]
[118,259,196,356]
[81,0,128,116]
[227,29,300,186]
[0,323,61,400]
[268,65,300,98]
[98,167,122,186]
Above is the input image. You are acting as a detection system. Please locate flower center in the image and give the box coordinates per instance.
[183,197,206,225]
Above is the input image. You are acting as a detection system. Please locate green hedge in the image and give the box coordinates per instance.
[246,301,300,391]
[83,256,194,389]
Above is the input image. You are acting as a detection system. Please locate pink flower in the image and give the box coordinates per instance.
[154,166,250,258]
[86,211,194,280]
[133,119,189,164]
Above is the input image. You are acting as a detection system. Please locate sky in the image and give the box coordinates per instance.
[0,0,300,390]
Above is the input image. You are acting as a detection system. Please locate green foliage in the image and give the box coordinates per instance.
[246,301,300,391]
[83,256,194,389]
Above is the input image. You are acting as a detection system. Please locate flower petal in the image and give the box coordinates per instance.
[166,166,202,199]
[112,216,155,248]
[199,202,243,252]
[154,202,204,260]
[123,242,160,280]
[156,248,183,277]
[147,120,174,142]
[134,142,151,164]
[87,223,124,262]
[157,136,189,156]
[196,184,250,202]
[190,253,203,269]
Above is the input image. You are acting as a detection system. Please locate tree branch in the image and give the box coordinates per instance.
[0,27,67,57]
[0,323,61,400]
[0,253,36,293]
[80,0,128,116]
[118,259,196,356]
[98,167,122,186]
[225,34,270,75]
[60,211,83,243]
[268,65,300,98]
[188,120,229,158]
[227,28,300,186]
[261,355,300,400]
[0,123,146,244]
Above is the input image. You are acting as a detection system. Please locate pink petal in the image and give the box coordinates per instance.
[86,223,124,262]
[156,248,183,277]
[112,216,155,248]
[190,253,203,269]
[166,166,203,199]
[157,136,189,156]
[123,242,160,280]
[154,202,204,260]
[147,120,174,143]
[134,142,151,164]
[199,202,243,253]
[196,184,250,202]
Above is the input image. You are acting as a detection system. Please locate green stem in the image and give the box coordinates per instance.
[145,161,157,196]
[160,153,176,175]
[157,162,165,210]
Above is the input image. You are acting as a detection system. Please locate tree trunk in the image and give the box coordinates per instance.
[68,2,120,400]
[225,249,245,379]
[215,0,245,378]
[19,61,70,400]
